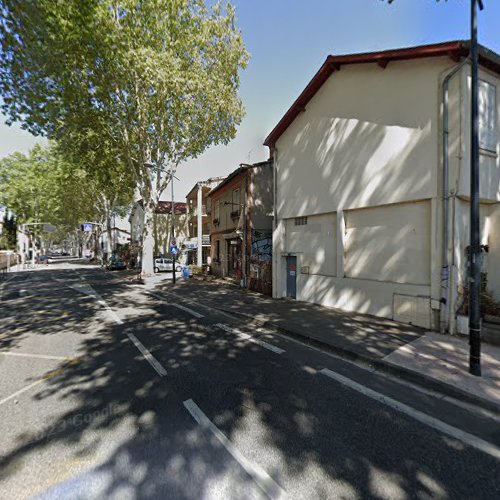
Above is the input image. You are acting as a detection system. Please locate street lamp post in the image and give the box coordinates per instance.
[171,167,176,285]
[469,0,484,377]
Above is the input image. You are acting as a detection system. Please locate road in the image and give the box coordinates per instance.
[0,263,499,499]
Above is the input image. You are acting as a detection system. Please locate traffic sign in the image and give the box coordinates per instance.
[170,239,176,247]
[170,245,178,255]
[83,223,92,232]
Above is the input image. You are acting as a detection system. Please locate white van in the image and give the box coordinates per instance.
[154,257,182,273]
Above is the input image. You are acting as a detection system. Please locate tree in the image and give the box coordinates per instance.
[0,0,249,275]
[0,213,16,250]
[0,144,134,259]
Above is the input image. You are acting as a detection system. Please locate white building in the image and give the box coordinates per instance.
[266,41,500,333]
[99,214,131,259]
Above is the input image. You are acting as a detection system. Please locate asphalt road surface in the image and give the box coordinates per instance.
[0,263,499,499]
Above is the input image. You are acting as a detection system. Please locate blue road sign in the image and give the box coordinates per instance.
[170,245,178,255]
[83,223,92,232]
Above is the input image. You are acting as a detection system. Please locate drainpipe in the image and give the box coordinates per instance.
[243,172,249,288]
[197,183,203,267]
[441,57,469,332]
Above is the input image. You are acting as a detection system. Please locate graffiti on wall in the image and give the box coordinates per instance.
[251,231,272,262]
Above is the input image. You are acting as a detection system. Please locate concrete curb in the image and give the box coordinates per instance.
[217,307,500,417]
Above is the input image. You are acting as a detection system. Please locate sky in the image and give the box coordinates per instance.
[1,0,499,200]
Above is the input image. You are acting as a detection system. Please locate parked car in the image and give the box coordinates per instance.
[154,257,182,273]
[106,257,126,271]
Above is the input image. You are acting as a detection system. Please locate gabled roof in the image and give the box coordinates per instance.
[133,200,187,215]
[264,40,500,149]
[185,176,226,200]
[207,160,272,198]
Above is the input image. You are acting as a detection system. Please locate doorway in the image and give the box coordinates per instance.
[286,256,297,299]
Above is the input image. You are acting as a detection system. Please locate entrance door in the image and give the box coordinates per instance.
[286,256,297,299]
[228,240,241,277]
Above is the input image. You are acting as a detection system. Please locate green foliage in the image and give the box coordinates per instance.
[0,214,17,249]
[0,144,131,234]
[0,0,248,273]
[0,0,248,190]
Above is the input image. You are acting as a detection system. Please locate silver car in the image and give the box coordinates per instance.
[154,258,182,273]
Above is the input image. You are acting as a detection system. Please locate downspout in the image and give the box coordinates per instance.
[441,57,469,332]
[243,172,249,288]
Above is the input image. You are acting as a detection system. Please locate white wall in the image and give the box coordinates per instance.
[284,212,337,276]
[344,201,431,285]
[272,56,459,328]
[274,58,454,219]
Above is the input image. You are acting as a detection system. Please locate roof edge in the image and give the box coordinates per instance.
[264,40,500,149]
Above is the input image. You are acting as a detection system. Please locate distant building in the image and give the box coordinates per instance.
[208,160,273,294]
[185,177,225,267]
[99,214,132,260]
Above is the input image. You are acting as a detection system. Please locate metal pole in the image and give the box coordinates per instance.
[469,0,483,376]
[197,183,203,267]
[171,169,176,285]
[243,175,248,288]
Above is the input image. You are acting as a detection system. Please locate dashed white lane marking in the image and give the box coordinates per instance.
[59,278,167,377]
[183,399,287,499]
[171,303,204,319]
[147,291,166,302]
[0,352,68,361]
[0,379,45,407]
[126,332,167,377]
[147,291,205,319]
[99,300,124,325]
[319,368,500,461]
[216,324,285,355]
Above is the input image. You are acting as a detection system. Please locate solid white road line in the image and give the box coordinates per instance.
[183,399,287,499]
[0,379,45,407]
[0,352,68,361]
[319,368,500,461]
[126,332,167,377]
[171,303,204,319]
[216,324,285,355]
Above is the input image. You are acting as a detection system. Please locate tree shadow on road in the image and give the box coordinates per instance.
[0,269,498,498]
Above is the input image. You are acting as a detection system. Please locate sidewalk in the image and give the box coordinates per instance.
[159,278,500,415]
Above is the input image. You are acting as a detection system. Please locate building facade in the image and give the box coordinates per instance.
[209,161,273,293]
[185,177,225,267]
[266,41,500,332]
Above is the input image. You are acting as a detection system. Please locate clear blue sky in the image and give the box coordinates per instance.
[1,0,499,198]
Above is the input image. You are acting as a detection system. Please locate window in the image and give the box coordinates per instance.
[232,189,240,209]
[479,79,497,153]
[214,200,220,222]
[231,189,241,218]
[294,217,308,226]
